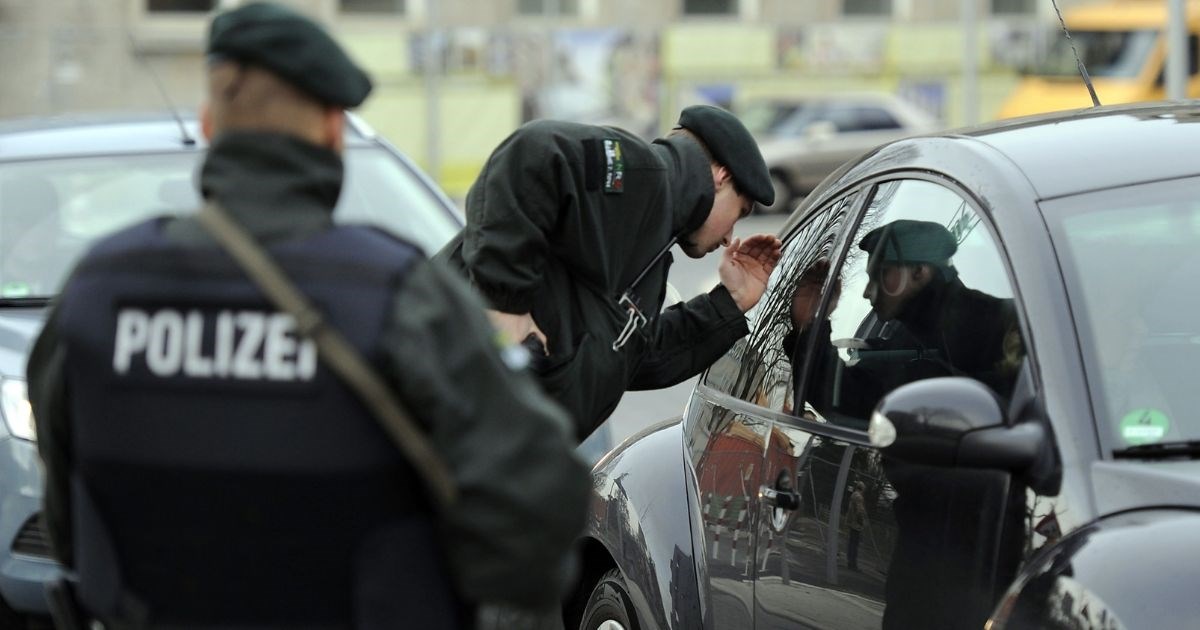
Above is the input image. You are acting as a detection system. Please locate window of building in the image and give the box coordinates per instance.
[340,0,406,13]
[991,0,1036,15]
[517,0,580,15]
[146,0,216,11]
[684,0,737,15]
[842,0,891,17]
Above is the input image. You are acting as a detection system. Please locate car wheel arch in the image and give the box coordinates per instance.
[579,419,703,630]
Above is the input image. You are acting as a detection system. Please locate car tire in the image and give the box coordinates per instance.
[758,173,795,214]
[578,568,637,630]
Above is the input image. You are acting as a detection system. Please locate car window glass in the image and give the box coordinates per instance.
[853,107,902,131]
[702,192,856,412]
[792,179,1024,430]
[1045,176,1200,447]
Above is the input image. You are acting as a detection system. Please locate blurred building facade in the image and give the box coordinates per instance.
[0,0,1092,196]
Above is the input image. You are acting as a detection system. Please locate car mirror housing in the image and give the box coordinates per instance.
[869,376,1048,472]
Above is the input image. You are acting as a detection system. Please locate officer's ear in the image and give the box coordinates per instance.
[322,108,345,155]
[912,264,936,287]
[200,101,214,141]
[711,163,734,191]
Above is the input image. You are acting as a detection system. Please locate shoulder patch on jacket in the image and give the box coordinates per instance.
[602,139,624,194]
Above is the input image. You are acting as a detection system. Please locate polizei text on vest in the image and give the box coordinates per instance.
[112,307,318,381]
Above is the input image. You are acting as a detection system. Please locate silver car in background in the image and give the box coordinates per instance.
[741,92,939,213]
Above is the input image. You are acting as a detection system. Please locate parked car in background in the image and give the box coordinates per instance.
[567,101,1200,630]
[739,93,938,213]
[0,112,462,627]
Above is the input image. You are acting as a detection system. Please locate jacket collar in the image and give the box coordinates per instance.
[651,135,715,238]
[199,131,343,239]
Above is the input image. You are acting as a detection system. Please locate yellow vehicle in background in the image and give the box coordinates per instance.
[998,0,1200,118]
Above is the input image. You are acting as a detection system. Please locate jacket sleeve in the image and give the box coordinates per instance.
[460,124,575,314]
[380,257,590,609]
[627,284,750,390]
[26,302,75,569]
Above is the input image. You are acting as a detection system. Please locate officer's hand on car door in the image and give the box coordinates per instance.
[720,233,783,312]
[486,310,549,355]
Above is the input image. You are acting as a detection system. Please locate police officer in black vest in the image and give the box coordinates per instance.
[27,3,589,628]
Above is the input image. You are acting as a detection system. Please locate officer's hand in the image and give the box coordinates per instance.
[486,310,549,355]
[720,234,783,312]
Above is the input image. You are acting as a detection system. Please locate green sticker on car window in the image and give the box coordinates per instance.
[1,283,30,298]
[1119,408,1170,445]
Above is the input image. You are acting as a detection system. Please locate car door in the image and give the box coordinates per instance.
[754,176,1029,629]
[684,191,858,627]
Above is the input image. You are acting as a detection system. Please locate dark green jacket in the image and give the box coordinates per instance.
[437,121,750,437]
[27,132,590,610]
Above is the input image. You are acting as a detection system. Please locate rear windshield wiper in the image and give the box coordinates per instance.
[0,297,52,307]
[1114,440,1200,460]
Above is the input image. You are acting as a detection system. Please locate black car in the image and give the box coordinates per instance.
[568,101,1200,630]
[0,112,462,626]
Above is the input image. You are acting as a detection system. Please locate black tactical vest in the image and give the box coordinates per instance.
[56,218,464,629]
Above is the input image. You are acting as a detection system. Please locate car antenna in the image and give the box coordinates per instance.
[1050,0,1102,107]
[126,32,197,146]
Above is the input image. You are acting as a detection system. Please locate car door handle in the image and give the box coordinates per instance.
[760,486,800,511]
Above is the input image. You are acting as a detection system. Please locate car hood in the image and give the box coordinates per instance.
[1091,459,1200,516]
[0,308,48,379]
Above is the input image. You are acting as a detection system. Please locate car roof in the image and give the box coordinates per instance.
[945,101,1200,200]
[0,110,378,162]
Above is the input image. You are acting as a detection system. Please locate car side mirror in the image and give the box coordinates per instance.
[868,376,1047,472]
[804,120,836,143]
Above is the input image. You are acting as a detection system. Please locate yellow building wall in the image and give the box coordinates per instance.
[358,81,520,199]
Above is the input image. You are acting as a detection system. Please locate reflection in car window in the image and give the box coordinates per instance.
[702,192,856,412]
[786,178,1027,629]
[0,147,459,298]
[794,179,1023,430]
[1046,176,1200,448]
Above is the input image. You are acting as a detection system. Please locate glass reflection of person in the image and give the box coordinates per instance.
[846,480,867,571]
[785,219,1024,629]
[788,219,1023,420]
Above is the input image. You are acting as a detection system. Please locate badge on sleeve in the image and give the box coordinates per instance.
[603,139,624,194]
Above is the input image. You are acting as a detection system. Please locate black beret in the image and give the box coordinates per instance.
[859,220,957,265]
[676,105,774,206]
[207,2,372,108]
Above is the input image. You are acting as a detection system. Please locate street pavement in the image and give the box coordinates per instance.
[579,211,792,464]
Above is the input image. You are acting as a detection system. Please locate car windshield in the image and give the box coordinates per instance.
[1045,176,1200,449]
[1033,29,1158,78]
[0,146,461,299]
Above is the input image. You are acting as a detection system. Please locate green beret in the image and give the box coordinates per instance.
[859,220,957,266]
[676,105,774,206]
[207,2,372,108]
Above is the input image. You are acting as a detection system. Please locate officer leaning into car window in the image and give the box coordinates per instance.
[437,105,784,440]
[26,3,589,629]
[787,219,1025,629]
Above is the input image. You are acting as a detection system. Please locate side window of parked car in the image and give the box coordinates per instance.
[824,105,901,133]
[793,178,1024,430]
[702,192,858,411]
